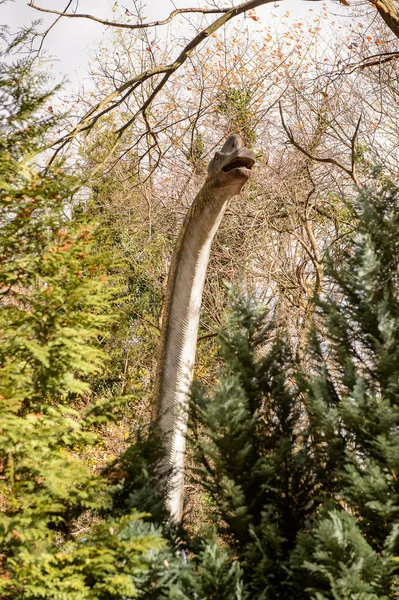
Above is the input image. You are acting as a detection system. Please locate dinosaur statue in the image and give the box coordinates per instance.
[152,134,255,522]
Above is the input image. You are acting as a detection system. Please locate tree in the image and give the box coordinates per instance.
[189,173,399,598]
[189,290,324,599]
[26,0,399,170]
[0,32,172,599]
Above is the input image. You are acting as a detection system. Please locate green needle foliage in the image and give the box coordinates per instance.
[189,174,399,598]
[0,33,169,599]
[296,175,399,599]
[190,293,323,599]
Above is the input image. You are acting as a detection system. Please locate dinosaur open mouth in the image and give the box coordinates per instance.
[222,156,255,173]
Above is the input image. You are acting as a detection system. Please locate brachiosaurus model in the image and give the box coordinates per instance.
[152,134,255,522]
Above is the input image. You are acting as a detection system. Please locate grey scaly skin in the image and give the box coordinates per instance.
[152,134,255,522]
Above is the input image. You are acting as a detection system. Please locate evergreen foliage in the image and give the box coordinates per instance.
[190,293,323,599]
[296,175,399,598]
[0,35,170,599]
[189,176,399,598]
[216,87,256,147]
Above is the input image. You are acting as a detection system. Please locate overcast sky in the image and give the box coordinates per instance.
[0,1,331,84]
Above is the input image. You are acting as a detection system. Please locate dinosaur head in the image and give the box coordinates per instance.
[207,134,255,193]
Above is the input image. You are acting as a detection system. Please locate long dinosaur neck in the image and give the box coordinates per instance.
[153,178,233,522]
[151,134,255,522]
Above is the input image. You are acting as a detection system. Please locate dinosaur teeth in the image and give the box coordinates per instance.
[222,157,255,172]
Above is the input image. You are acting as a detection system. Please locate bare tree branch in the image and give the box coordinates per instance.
[34,0,73,53]
[27,2,231,30]
[47,0,277,164]
[27,0,399,170]
[279,103,361,186]
[197,332,218,343]
[325,52,399,77]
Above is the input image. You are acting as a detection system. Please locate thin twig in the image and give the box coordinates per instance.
[351,112,363,181]
[34,0,73,53]
[132,311,161,334]
[279,102,360,186]
[45,0,276,164]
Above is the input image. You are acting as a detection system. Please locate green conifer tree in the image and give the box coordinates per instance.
[293,175,399,599]
[189,292,323,599]
[0,31,171,599]
[189,175,399,598]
